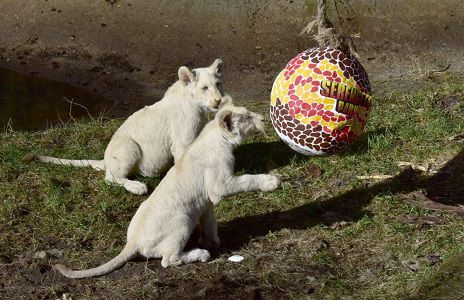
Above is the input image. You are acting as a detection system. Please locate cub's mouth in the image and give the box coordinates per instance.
[208,102,222,112]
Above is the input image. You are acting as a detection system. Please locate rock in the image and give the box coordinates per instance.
[33,249,62,260]
[425,254,442,265]
[402,259,420,272]
[305,163,322,179]
[228,255,244,262]
[359,268,376,283]
[33,251,47,260]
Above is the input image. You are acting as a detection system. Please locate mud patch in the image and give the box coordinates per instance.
[0,67,107,130]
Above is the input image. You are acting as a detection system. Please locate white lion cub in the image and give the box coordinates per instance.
[29,59,227,195]
[54,105,281,278]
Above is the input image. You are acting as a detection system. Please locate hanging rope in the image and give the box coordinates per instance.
[301,0,358,58]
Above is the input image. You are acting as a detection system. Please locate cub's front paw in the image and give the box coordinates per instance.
[260,174,281,192]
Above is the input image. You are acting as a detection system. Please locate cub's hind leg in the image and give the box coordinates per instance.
[199,202,220,250]
[104,137,148,195]
[159,217,210,268]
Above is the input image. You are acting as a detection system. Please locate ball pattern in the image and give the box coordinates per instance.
[270,47,372,155]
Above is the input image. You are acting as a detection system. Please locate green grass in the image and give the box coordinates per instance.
[0,77,463,299]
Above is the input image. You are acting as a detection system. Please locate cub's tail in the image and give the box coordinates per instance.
[24,154,105,171]
[54,244,136,279]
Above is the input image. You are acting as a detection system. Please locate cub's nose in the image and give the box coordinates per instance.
[214,98,221,107]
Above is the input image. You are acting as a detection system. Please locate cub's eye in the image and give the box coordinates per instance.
[202,86,208,91]
[216,81,222,86]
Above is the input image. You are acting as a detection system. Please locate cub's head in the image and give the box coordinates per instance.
[178,59,224,111]
[216,106,265,145]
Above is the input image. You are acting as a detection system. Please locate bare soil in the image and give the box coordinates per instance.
[1,0,464,129]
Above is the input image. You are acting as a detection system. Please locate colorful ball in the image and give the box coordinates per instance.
[270,47,372,155]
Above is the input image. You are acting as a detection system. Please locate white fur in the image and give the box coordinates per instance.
[54,105,281,278]
[30,59,227,195]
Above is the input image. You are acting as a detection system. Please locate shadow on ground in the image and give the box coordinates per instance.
[234,128,391,174]
[221,148,464,251]
[234,140,303,173]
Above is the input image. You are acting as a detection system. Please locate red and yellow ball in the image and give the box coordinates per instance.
[270,47,372,155]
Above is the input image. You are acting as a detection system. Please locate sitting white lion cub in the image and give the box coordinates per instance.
[29,59,227,195]
[54,105,281,278]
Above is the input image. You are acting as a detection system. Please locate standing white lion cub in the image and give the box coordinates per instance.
[29,59,227,195]
[54,105,281,278]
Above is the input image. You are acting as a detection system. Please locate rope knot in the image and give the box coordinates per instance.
[301,0,358,58]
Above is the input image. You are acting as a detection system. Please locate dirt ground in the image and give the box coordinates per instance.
[1,0,464,123]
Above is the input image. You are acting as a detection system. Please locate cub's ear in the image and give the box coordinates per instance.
[209,58,224,76]
[178,66,195,85]
[217,109,234,133]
